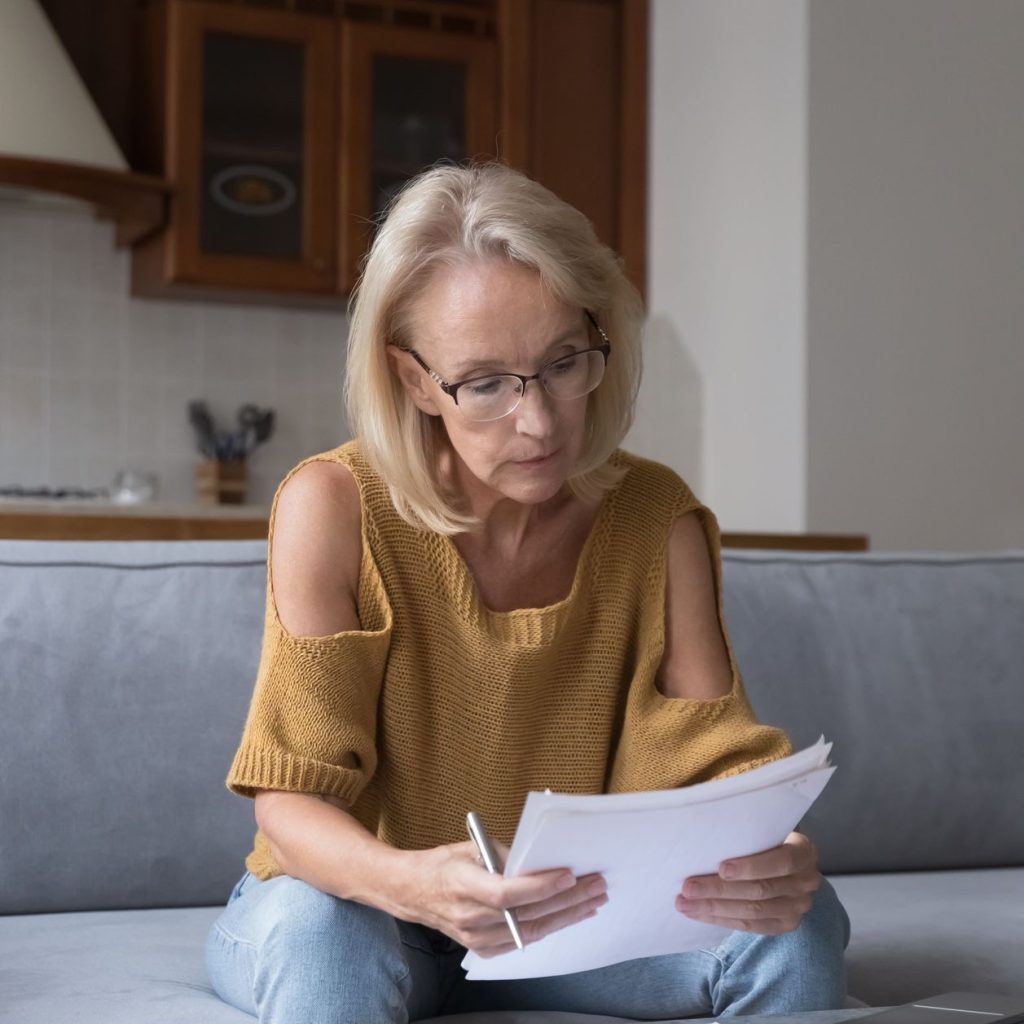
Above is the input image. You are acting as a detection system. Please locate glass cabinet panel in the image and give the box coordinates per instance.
[200,32,305,260]
[340,22,497,292]
[369,56,467,222]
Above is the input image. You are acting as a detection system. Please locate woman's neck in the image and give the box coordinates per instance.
[441,445,571,557]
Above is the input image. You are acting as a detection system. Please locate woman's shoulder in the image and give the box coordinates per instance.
[270,441,362,520]
[268,448,364,637]
[609,449,702,516]
[283,438,370,478]
[272,439,392,514]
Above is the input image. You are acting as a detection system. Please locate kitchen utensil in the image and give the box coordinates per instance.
[187,401,218,458]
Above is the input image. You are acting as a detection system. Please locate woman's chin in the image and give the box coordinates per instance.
[496,473,567,506]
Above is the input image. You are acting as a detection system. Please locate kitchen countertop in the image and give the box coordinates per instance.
[0,498,270,519]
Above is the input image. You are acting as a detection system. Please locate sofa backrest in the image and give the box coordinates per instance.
[722,549,1024,874]
[2,540,1022,914]
[0,539,268,915]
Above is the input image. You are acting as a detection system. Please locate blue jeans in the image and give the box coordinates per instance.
[205,871,850,1023]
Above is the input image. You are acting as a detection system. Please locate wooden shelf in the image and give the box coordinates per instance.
[0,155,169,247]
[721,533,869,552]
[0,503,269,541]
[0,505,867,550]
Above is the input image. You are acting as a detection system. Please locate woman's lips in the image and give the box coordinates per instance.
[514,449,559,466]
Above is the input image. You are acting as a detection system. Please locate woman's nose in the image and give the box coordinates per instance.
[513,378,556,436]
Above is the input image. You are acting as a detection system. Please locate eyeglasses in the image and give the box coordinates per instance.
[405,310,612,423]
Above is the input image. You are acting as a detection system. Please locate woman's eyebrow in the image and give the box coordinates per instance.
[450,325,587,377]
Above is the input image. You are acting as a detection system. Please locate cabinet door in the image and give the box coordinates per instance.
[499,0,647,300]
[339,23,497,293]
[162,2,337,294]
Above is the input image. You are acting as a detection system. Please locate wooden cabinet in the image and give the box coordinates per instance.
[499,0,648,298]
[132,1,339,299]
[128,0,644,305]
[339,21,497,293]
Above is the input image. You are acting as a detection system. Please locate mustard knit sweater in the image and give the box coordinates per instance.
[227,441,792,879]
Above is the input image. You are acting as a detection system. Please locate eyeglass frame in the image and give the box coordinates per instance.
[403,310,611,416]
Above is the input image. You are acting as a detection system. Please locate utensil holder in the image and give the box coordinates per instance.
[194,459,248,505]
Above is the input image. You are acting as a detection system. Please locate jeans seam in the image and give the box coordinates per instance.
[698,945,729,1015]
[212,919,258,950]
[698,944,726,968]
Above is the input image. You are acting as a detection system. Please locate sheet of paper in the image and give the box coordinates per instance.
[462,738,834,980]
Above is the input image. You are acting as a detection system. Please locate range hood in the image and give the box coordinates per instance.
[0,0,167,245]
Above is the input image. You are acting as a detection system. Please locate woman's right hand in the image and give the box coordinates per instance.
[398,840,608,957]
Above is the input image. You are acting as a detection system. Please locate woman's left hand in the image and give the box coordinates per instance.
[676,831,821,934]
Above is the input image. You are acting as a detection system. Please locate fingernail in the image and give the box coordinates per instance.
[588,879,607,897]
[556,873,576,891]
[683,880,703,897]
[720,863,736,879]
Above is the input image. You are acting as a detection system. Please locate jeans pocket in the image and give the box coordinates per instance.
[205,917,258,1016]
[397,918,437,956]
[227,871,252,905]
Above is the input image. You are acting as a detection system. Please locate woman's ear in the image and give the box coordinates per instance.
[386,345,442,417]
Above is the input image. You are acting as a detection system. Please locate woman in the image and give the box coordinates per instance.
[206,162,849,1022]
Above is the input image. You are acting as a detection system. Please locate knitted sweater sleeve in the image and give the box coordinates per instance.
[606,481,792,794]
[225,550,393,808]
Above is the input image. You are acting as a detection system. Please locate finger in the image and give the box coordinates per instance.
[466,887,608,954]
[449,842,580,909]
[513,874,608,922]
[469,872,605,925]
[716,832,816,882]
[681,870,821,902]
[491,867,593,911]
[676,892,813,924]
[522,887,608,944]
[675,909,804,935]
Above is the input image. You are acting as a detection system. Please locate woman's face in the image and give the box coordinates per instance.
[391,261,592,508]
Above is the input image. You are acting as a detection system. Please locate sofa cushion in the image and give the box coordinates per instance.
[0,907,249,1024]
[723,550,1024,874]
[0,539,269,914]
[3,873,1020,1023]
[831,866,1024,1004]
[0,904,886,1024]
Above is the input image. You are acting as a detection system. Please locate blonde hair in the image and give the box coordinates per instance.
[344,160,644,535]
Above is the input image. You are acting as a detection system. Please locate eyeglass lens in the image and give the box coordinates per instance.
[458,349,606,422]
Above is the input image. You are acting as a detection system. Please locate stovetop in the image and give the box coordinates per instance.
[0,485,108,500]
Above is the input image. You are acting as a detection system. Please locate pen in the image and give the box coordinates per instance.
[466,811,525,951]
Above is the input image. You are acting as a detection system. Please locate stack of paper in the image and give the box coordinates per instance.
[462,737,834,980]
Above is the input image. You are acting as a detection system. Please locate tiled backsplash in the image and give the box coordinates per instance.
[0,196,350,506]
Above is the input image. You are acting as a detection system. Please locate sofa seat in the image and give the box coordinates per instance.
[1,868,1018,1024]
[832,866,1024,1005]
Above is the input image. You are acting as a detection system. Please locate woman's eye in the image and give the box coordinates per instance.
[550,354,580,375]
[465,377,505,397]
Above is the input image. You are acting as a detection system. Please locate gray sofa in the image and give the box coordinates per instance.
[1,538,1022,1024]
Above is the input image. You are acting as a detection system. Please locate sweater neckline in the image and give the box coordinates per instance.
[436,457,627,644]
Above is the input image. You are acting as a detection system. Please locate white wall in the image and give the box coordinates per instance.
[0,197,350,506]
[646,0,1024,550]
[806,0,1024,550]
[638,0,809,532]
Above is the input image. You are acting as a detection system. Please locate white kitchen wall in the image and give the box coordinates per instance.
[0,195,351,507]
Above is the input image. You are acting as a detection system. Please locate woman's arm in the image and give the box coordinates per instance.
[656,510,735,699]
[659,510,822,933]
[253,460,607,953]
